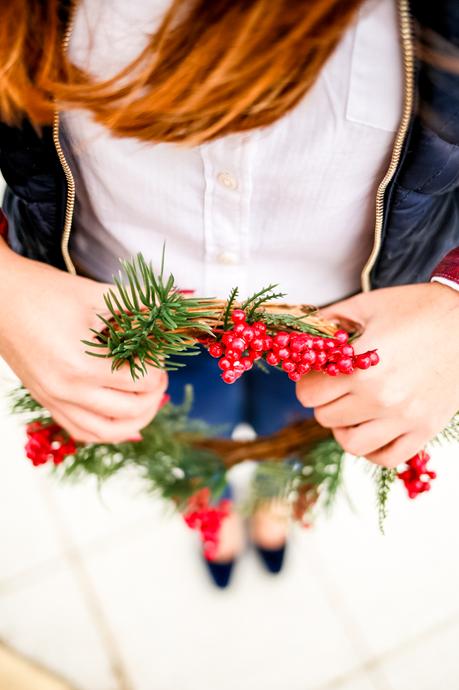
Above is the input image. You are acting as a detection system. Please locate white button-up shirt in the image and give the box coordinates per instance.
[64,0,403,306]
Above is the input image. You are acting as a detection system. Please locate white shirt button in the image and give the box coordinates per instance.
[217,171,238,190]
[216,251,239,265]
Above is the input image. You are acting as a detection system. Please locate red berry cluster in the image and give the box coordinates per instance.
[206,308,379,383]
[25,421,77,467]
[183,488,231,560]
[397,450,436,499]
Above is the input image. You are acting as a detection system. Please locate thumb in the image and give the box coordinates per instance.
[317,292,370,332]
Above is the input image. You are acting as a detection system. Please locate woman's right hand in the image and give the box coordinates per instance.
[0,241,168,443]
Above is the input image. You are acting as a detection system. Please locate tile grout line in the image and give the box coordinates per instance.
[309,591,459,690]
[38,479,136,690]
[0,512,159,596]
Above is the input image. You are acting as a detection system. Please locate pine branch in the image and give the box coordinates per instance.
[84,254,217,379]
[376,467,396,535]
[299,438,344,513]
[259,312,327,336]
[9,387,52,424]
[223,287,239,329]
[241,284,286,318]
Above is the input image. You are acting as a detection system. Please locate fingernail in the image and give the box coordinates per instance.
[127,433,143,442]
[159,393,170,409]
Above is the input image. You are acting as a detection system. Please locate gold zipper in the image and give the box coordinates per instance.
[360,0,415,292]
[52,3,77,275]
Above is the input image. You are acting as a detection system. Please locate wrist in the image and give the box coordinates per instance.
[428,282,459,334]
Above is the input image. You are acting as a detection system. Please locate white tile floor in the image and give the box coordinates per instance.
[1,363,459,690]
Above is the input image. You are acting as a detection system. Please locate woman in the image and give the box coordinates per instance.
[0,0,458,587]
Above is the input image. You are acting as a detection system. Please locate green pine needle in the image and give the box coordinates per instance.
[223,287,239,329]
[376,467,396,535]
[84,254,217,379]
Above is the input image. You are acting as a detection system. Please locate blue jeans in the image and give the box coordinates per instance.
[167,351,313,437]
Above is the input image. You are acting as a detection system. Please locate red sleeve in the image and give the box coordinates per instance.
[431,248,459,285]
[0,209,7,240]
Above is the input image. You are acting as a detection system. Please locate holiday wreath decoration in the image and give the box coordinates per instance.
[9,253,459,554]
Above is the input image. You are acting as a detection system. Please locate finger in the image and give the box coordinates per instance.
[70,387,167,421]
[318,292,369,327]
[48,406,104,444]
[296,371,351,408]
[365,432,424,469]
[314,393,374,429]
[54,403,155,444]
[332,419,404,459]
[89,359,168,393]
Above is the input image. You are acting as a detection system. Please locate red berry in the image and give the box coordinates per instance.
[296,363,311,375]
[274,332,290,347]
[327,349,343,363]
[208,343,224,358]
[251,337,264,352]
[409,456,427,472]
[218,357,232,371]
[290,352,301,363]
[233,361,245,372]
[221,370,237,384]
[262,336,273,351]
[341,344,354,357]
[231,309,246,324]
[398,470,412,482]
[252,321,267,335]
[278,347,290,360]
[337,357,354,374]
[242,326,255,343]
[313,351,328,369]
[288,371,302,382]
[289,337,307,353]
[325,363,340,376]
[334,329,349,344]
[233,323,246,335]
[282,360,296,373]
[222,333,234,346]
[355,354,371,370]
[241,357,253,370]
[225,349,240,362]
[302,349,316,365]
[249,350,261,361]
[266,352,280,366]
[231,337,247,353]
[369,350,380,366]
[324,339,336,351]
[313,338,325,351]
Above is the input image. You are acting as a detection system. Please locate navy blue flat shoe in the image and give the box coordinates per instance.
[254,544,286,574]
[204,558,235,588]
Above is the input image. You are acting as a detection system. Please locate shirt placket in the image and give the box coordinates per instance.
[200,135,253,299]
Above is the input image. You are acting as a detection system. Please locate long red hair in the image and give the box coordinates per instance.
[0,0,364,145]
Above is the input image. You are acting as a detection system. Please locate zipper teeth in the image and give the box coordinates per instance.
[53,3,77,275]
[360,0,415,292]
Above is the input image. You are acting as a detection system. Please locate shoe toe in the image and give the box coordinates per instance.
[204,559,235,588]
[255,545,286,574]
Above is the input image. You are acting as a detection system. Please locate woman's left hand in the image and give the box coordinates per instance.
[296,283,459,467]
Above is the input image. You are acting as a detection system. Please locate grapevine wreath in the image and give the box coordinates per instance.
[10,253,459,557]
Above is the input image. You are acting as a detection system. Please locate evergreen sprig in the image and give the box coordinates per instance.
[241,284,286,318]
[246,438,345,521]
[223,287,239,329]
[376,467,397,534]
[257,312,326,336]
[82,253,217,379]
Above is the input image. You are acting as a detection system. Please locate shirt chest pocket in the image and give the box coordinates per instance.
[345,0,403,133]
